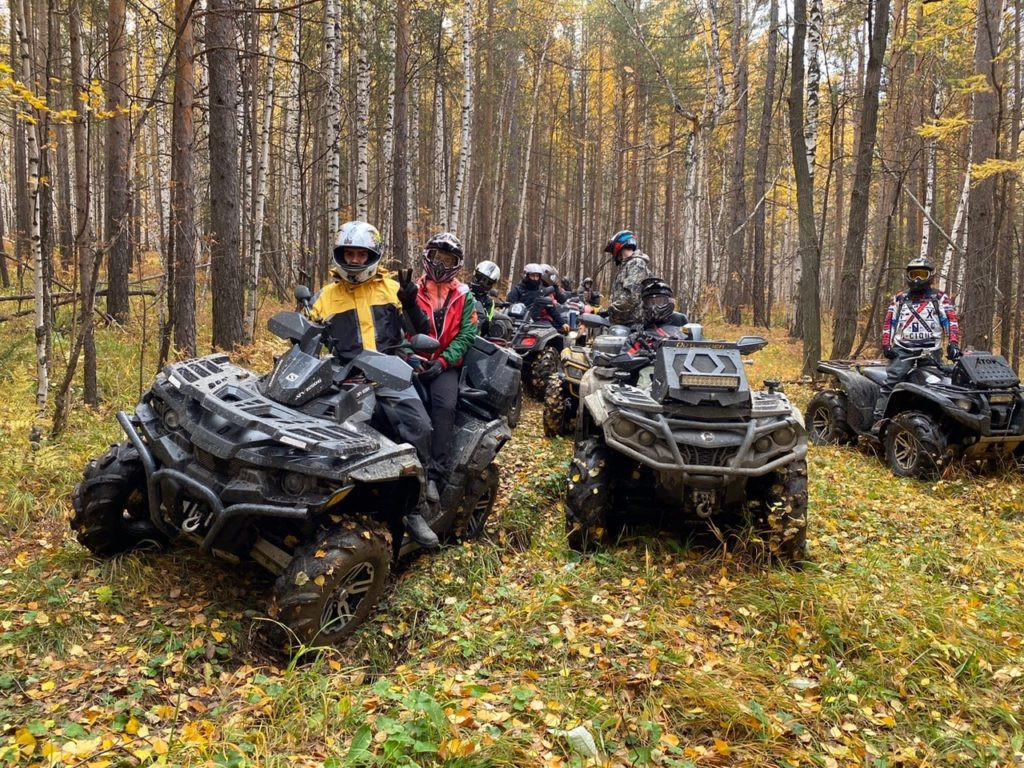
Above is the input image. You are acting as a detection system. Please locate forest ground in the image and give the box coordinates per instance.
[2,290,1024,767]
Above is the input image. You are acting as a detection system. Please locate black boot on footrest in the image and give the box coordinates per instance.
[404,512,440,548]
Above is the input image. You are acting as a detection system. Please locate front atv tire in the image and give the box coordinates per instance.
[806,391,856,445]
[543,373,574,437]
[506,385,523,429]
[565,438,615,551]
[884,411,948,480]
[752,459,808,563]
[269,521,392,649]
[71,442,164,557]
[531,346,561,399]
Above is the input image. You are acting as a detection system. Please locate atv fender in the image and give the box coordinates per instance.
[886,383,997,436]
[817,363,877,433]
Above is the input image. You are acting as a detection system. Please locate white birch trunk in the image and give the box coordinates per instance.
[509,34,552,277]
[805,0,823,181]
[449,0,474,234]
[324,0,341,236]
[920,82,940,261]
[706,0,727,118]
[248,12,280,337]
[14,0,47,437]
[433,76,449,229]
[944,166,971,284]
[355,0,370,222]
[381,24,397,244]
[287,17,301,282]
[407,64,419,243]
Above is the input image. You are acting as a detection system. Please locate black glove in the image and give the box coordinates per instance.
[396,268,418,307]
[882,347,897,360]
[947,343,962,361]
[417,359,444,382]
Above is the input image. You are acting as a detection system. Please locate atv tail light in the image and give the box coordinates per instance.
[990,393,1015,404]
[520,336,538,348]
[679,373,740,389]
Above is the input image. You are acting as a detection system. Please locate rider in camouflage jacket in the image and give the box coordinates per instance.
[604,230,653,326]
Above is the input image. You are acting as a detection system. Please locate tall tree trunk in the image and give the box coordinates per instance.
[392,0,410,267]
[962,0,1004,350]
[171,0,197,356]
[324,0,341,237]
[248,11,280,338]
[751,0,778,327]
[450,0,474,234]
[805,0,823,184]
[208,0,245,350]
[919,81,940,261]
[105,0,131,322]
[831,0,892,358]
[432,21,449,230]
[355,0,370,222]
[723,0,749,324]
[789,0,822,375]
[13,0,48,440]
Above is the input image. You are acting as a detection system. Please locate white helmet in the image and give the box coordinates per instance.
[332,221,383,284]
[523,262,543,277]
[474,260,501,290]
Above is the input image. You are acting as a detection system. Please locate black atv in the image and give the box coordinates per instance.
[565,327,809,561]
[71,289,520,650]
[509,296,568,399]
[806,347,1024,479]
[543,315,630,438]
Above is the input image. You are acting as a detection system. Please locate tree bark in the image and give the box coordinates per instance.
[104,0,131,322]
[789,0,822,375]
[450,0,474,234]
[355,0,370,222]
[208,0,246,350]
[751,0,778,327]
[830,0,891,358]
[723,0,749,323]
[392,0,410,267]
[170,0,197,356]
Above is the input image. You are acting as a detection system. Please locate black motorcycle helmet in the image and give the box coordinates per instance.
[905,257,934,291]
[640,276,675,324]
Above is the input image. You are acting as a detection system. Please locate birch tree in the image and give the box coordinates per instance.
[355,0,370,222]
[449,0,474,234]
[105,0,131,322]
[324,0,341,237]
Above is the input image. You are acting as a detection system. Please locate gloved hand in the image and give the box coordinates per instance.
[882,347,897,360]
[417,358,445,382]
[561,324,570,334]
[947,342,962,361]
[396,268,418,308]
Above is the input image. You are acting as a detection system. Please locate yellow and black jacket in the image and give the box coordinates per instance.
[311,269,405,360]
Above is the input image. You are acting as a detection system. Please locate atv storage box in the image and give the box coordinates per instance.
[460,337,522,419]
[952,354,1019,390]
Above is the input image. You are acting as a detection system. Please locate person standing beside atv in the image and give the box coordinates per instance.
[605,230,653,326]
[627,277,690,355]
[469,260,501,337]
[311,220,440,548]
[506,263,570,333]
[874,257,961,422]
[579,277,602,311]
[403,232,479,504]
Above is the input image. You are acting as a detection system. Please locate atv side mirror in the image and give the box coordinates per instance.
[295,285,312,305]
[580,313,609,329]
[409,333,441,355]
[736,335,769,355]
[489,289,498,297]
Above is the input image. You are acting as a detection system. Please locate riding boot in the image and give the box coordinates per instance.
[404,512,440,548]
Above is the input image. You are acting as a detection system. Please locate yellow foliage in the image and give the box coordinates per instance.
[971,158,1024,182]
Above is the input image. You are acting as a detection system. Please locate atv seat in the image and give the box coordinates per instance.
[861,366,888,386]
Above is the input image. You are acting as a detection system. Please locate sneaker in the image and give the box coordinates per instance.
[404,513,440,548]
[425,480,440,504]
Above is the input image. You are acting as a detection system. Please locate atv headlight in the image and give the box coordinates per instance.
[163,409,180,430]
[637,429,657,447]
[990,393,1014,404]
[679,373,740,390]
[754,436,773,453]
[954,398,973,411]
[772,426,796,446]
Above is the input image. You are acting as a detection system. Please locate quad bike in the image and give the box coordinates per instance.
[543,315,630,438]
[564,327,809,561]
[509,296,569,399]
[806,346,1024,480]
[471,297,524,428]
[71,288,520,650]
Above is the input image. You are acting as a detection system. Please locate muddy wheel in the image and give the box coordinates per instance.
[454,464,500,540]
[71,442,164,557]
[805,391,856,445]
[531,346,560,398]
[565,438,616,552]
[269,521,392,650]
[751,459,808,563]
[884,411,948,480]
[543,373,574,437]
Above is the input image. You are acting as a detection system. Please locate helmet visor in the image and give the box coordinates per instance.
[907,267,931,281]
[643,295,672,309]
[426,248,460,268]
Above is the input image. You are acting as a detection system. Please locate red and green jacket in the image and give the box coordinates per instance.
[414,277,478,369]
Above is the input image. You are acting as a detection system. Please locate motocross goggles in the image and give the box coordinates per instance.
[907,267,932,281]
[425,248,460,268]
[643,295,672,308]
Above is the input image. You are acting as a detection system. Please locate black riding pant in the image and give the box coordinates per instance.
[375,383,433,470]
[876,348,939,416]
[423,367,460,485]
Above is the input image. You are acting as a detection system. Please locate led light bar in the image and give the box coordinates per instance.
[678,373,740,389]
